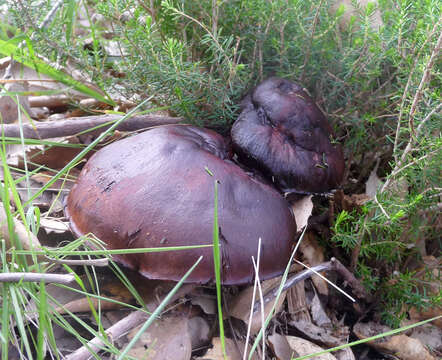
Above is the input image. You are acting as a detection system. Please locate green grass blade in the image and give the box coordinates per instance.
[9,286,34,360]
[212,179,226,357]
[15,244,212,256]
[109,260,147,309]
[1,241,10,360]
[36,281,47,360]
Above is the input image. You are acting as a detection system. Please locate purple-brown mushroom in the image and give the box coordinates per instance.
[231,77,345,194]
[66,124,296,285]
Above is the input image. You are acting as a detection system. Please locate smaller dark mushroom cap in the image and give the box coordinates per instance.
[66,125,296,285]
[231,77,345,194]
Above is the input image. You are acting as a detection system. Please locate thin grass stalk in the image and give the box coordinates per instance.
[10,286,34,359]
[212,179,227,358]
[15,244,212,257]
[248,227,308,360]
[243,238,261,360]
[17,95,40,267]
[36,281,47,360]
[251,251,265,359]
[1,240,10,360]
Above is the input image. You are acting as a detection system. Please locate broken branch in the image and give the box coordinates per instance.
[0,272,75,284]
[0,114,184,140]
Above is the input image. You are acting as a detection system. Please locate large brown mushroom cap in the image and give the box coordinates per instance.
[231,77,345,194]
[66,125,296,284]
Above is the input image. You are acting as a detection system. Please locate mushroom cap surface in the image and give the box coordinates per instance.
[231,77,345,194]
[66,125,296,284]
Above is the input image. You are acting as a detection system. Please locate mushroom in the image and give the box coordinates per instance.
[66,124,296,284]
[66,78,345,285]
[231,77,345,194]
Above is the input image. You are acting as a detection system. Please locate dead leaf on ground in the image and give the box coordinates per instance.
[228,276,287,335]
[291,195,313,231]
[353,321,436,360]
[286,336,338,360]
[268,332,298,360]
[188,316,211,351]
[15,175,52,204]
[299,232,328,296]
[189,288,216,315]
[409,306,442,328]
[333,348,356,360]
[409,324,442,355]
[196,337,259,360]
[311,293,331,327]
[365,158,383,198]
[20,142,86,170]
[288,320,349,348]
[126,314,191,360]
[31,170,78,191]
[39,217,70,234]
[0,82,34,123]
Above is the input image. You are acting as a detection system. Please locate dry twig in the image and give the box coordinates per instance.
[0,114,183,139]
[45,257,109,267]
[0,272,74,284]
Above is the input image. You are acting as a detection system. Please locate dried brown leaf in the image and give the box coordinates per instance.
[39,218,70,234]
[268,332,297,360]
[291,195,313,231]
[188,316,211,351]
[190,290,216,315]
[409,323,442,355]
[126,314,191,360]
[311,293,331,327]
[353,321,436,360]
[0,82,34,123]
[299,232,328,296]
[197,337,259,360]
[286,336,338,360]
[288,320,349,347]
[365,159,383,198]
[22,144,85,170]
